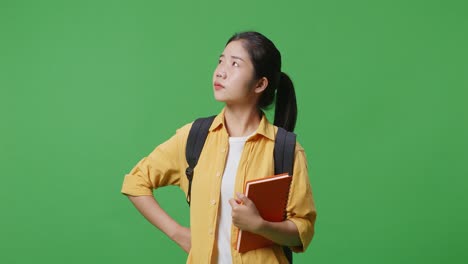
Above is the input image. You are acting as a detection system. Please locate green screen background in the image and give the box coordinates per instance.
[1,0,467,263]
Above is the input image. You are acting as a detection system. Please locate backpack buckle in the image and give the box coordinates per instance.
[185,167,194,180]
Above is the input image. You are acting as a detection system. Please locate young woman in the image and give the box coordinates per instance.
[121,31,316,264]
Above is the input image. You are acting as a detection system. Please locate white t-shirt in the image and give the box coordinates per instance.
[216,134,250,264]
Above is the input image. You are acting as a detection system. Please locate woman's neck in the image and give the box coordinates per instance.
[223,105,261,137]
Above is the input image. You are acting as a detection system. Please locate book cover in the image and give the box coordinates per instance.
[235,173,292,253]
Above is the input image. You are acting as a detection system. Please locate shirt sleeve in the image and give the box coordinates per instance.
[121,124,190,196]
[286,143,317,253]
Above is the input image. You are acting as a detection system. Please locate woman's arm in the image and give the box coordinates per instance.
[256,219,301,247]
[229,193,302,247]
[127,195,191,253]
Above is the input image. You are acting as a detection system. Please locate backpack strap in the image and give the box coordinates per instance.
[274,127,297,264]
[274,127,296,176]
[185,115,216,205]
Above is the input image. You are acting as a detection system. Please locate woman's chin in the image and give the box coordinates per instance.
[213,94,227,102]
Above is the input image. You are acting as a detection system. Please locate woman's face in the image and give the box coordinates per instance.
[213,40,258,106]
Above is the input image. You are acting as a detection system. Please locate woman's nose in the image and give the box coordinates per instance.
[216,65,227,78]
[216,70,227,79]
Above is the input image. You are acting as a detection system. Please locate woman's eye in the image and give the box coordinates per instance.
[218,59,222,64]
[232,61,239,67]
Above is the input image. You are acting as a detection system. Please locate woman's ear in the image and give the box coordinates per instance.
[254,77,268,94]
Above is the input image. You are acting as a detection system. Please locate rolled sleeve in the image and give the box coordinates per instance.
[286,144,317,253]
[121,125,189,196]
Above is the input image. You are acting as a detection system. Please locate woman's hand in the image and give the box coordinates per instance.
[228,193,303,247]
[229,192,264,233]
[128,196,191,253]
[171,225,191,253]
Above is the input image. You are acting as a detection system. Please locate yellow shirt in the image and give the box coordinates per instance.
[121,108,316,264]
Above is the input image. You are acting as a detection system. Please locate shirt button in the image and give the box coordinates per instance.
[221,148,226,153]
[211,199,216,205]
[209,228,213,235]
[216,172,221,177]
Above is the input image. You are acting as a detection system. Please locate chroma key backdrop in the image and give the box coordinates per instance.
[1,0,467,263]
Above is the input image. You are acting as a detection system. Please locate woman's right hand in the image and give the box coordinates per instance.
[172,225,191,253]
[127,196,191,253]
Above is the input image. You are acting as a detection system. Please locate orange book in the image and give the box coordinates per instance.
[235,173,292,253]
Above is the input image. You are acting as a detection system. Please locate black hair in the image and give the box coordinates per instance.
[226,31,298,132]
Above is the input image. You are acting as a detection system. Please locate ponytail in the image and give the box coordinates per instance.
[274,72,297,132]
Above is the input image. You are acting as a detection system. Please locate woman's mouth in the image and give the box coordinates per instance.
[214,82,225,90]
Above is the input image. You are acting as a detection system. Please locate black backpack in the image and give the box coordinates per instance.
[184,116,296,264]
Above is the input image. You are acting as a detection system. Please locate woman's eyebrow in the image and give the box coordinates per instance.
[219,54,245,62]
[231,56,245,62]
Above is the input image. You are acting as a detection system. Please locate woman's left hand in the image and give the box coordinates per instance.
[229,192,264,233]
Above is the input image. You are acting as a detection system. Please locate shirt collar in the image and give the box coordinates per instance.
[209,107,276,141]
